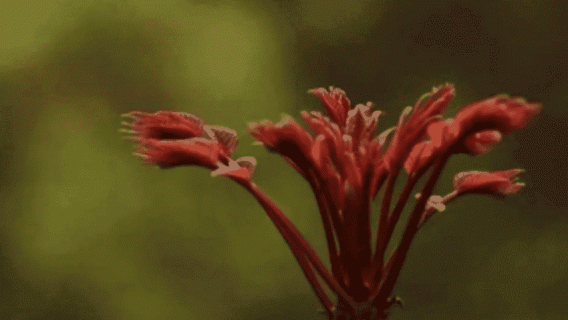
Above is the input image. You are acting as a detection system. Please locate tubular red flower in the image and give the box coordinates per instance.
[453,95,541,136]
[453,169,525,198]
[122,110,256,183]
[403,94,540,174]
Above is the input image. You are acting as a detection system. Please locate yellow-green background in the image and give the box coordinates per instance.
[1,0,566,319]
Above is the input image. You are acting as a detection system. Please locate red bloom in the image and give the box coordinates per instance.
[403,94,541,174]
[453,169,525,198]
[123,85,540,319]
[121,111,255,184]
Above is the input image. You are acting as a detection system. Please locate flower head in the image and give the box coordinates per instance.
[122,110,255,184]
[123,85,540,319]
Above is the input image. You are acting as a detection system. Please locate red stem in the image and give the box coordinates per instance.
[372,152,450,304]
[242,180,356,309]
[373,163,401,283]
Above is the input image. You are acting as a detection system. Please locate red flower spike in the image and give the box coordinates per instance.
[453,169,525,198]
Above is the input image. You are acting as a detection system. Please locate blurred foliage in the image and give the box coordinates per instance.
[0,0,566,319]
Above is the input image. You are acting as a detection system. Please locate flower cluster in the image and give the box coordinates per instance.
[122,84,540,319]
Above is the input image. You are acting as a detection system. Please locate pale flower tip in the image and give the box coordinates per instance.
[247,122,260,132]
[132,152,149,160]
[307,87,324,97]
[121,111,145,119]
[121,135,139,141]
[252,141,264,146]
[279,113,294,124]
[397,106,413,125]
[371,110,382,121]
[119,128,136,134]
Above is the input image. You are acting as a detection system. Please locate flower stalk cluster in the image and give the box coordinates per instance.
[121,84,540,319]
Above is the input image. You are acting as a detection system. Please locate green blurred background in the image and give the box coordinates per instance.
[0,0,566,319]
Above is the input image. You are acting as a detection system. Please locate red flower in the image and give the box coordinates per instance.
[121,111,255,184]
[453,169,525,198]
[123,85,540,319]
[403,94,541,174]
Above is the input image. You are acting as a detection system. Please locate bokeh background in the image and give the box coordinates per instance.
[1,0,566,319]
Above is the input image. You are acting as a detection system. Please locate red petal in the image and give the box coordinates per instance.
[138,138,222,169]
[403,142,434,174]
[462,130,502,155]
[382,84,455,172]
[454,96,541,135]
[308,87,351,126]
[123,111,204,140]
[248,115,315,176]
